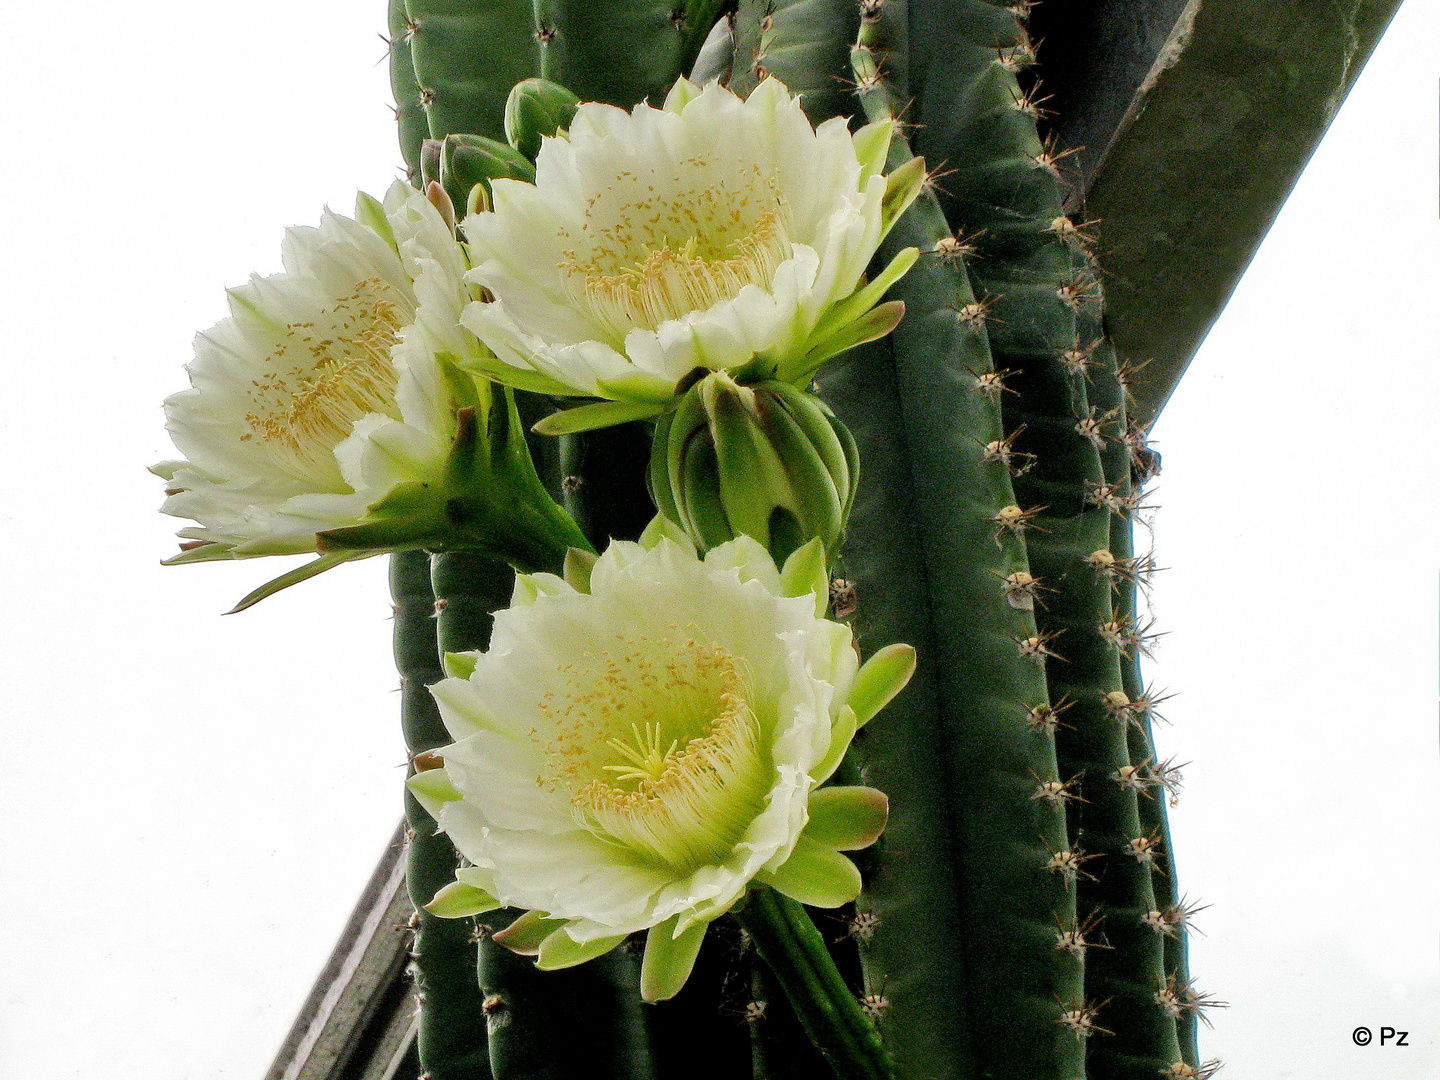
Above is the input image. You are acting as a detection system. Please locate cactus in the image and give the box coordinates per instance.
[380,1,1206,1077]
[897,0,1190,1074]
[392,550,494,1080]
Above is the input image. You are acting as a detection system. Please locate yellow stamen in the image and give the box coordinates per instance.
[239,276,407,481]
[557,161,792,339]
[536,634,769,871]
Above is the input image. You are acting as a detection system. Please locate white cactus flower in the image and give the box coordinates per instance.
[459,77,922,434]
[153,182,478,563]
[409,523,914,1001]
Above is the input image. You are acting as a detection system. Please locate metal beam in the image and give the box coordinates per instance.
[264,823,419,1080]
[1030,0,1404,424]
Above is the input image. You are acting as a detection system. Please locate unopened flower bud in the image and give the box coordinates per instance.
[504,78,580,161]
[649,372,856,565]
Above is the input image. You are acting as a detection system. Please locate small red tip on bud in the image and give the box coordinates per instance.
[412,750,445,772]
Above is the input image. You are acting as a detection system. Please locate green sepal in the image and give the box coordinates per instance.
[647,410,686,527]
[316,388,590,573]
[768,382,855,508]
[880,155,926,235]
[451,352,578,397]
[504,78,580,161]
[759,836,863,908]
[492,910,569,956]
[679,1,731,78]
[688,8,734,84]
[439,133,535,218]
[595,370,677,404]
[354,190,398,253]
[847,642,917,726]
[425,879,503,919]
[406,767,462,821]
[637,514,697,552]
[804,786,889,850]
[780,536,830,617]
[442,651,478,679]
[640,915,708,1002]
[798,246,920,367]
[853,119,895,182]
[160,541,236,566]
[562,547,597,593]
[789,300,906,382]
[532,400,664,436]
[676,433,733,551]
[224,552,369,614]
[812,704,859,784]
[536,929,626,971]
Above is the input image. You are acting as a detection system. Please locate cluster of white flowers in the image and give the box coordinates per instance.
[156,77,915,560]
[156,77,920,999]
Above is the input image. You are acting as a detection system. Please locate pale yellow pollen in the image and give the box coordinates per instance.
[557,160,793,338]
[240,276,407,480]
[536,633,769,871]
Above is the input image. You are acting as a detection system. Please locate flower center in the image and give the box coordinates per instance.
[558,160,792,340]
[538,634,770,872]
[239,276,407,483]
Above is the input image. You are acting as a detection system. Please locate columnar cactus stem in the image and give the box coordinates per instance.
[528,0,688,106]
[845,8,1087,1077]
[728,0,861,123]
[735,888,892,1080]
[378,1,1204,1076]
[388,0,429,180]
[1089,339,1200,1069]
[902,0,1187,1072]
[392,550,494,1080]
[402,0,540,141]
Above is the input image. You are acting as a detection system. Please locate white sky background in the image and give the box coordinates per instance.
[0,2,1435,1077]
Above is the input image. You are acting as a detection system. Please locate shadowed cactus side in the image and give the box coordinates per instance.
[381,0,1205,1077]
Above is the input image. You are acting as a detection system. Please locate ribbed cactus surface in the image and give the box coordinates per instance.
[382,1,1197,1077]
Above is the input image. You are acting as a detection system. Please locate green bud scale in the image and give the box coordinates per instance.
[503,77,580,161]
[648,373,858,566]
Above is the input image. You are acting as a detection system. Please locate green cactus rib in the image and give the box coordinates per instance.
[750,957,834,1079]
[729,0,862,124]
[736,888,892,1080]
[898,1,1185,1071]
[1088,340,1200,1068]
[389,0,429,179]
[392,550,494,1080]
[530,0,688,107]
[1002,336,1182,1077]
[855,14,1089,1079]
[429,551,658,1080]
[403,0,541,141]
[815,336,977,1080]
